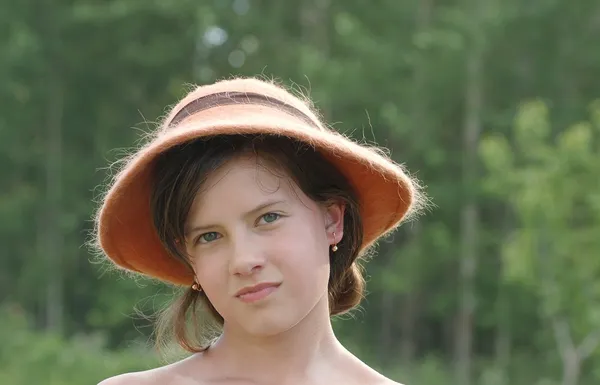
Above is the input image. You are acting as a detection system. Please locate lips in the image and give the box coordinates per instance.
[235,282,281,303]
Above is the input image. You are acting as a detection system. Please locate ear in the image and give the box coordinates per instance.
[323,201,345,245]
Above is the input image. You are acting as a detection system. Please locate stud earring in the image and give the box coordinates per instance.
[191,281,202,292]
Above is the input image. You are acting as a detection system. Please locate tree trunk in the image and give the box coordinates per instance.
[379,287,395,365]
[552,316,600,385]
[561,351,580,385]
[38,0,65,334]
[399,290,420,365]
[300,0,330,116]
[300,0,330,57]
[552,318,581,385]
[455,2,484,384]
[493,286,511,377]
[412,0,433,145]
[44,71,65,334]
[494,209,512,374]
[394,0,432,367]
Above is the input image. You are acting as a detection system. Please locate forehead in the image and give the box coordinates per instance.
[206,154,286,195]
[188,154,310,217]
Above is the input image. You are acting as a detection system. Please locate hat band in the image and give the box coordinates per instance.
[169,91,320,128]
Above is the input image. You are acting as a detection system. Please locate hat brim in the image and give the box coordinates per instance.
[97,111,415,286]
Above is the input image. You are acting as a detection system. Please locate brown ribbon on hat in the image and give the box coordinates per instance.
[170,91,319,128]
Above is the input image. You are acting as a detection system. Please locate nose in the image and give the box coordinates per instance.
[228,234,266,276]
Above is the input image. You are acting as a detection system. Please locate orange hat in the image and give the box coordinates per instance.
[95,77,424,286]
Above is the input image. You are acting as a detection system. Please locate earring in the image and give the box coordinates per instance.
[331,232,338,252]
[191,281,202,292]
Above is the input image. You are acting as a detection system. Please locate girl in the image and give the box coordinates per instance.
[95,77,425,385]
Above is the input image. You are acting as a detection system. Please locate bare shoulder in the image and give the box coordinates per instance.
[97,367,178,385]
[97,354,206,385]
[97,370,156,385]
[97,371,149,385]
[376,379,405,385]
[368,373,405,385]
[340,351,405,385]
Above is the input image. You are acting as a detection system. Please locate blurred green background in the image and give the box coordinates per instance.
[2,1,600,384]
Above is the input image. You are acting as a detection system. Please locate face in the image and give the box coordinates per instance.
[183,155,344,337]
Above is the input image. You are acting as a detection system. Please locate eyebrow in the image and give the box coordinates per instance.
[184,199,287,237]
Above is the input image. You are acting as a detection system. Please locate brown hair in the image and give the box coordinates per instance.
[150,133,366,353]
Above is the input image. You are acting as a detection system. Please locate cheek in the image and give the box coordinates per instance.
[192,255,229,302]
[274,220,331,291]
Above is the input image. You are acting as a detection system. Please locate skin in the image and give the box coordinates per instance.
[99,155,403,385]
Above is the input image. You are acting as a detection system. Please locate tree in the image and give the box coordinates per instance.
[480,100,600,385]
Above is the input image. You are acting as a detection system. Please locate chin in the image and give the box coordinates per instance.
[240,312,300,337]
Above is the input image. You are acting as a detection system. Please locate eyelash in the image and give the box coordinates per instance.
[194,212,283,245]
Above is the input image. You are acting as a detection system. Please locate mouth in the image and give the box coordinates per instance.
[235,282,281,303]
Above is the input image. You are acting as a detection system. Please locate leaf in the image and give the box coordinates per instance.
[502,230,536,284]
[514,100,550,156]
[589,99,600,133]
[557,122,593,157]
[479,135,514,173]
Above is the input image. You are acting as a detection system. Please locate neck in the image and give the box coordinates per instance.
[207,296,345,384]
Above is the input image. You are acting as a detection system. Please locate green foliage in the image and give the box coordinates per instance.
[0,306,158,385]
[481,100,600,380]
[3,0,600,384]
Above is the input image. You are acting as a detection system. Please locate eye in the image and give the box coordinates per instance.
[258,212,281,225]
[196,231,221,244]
